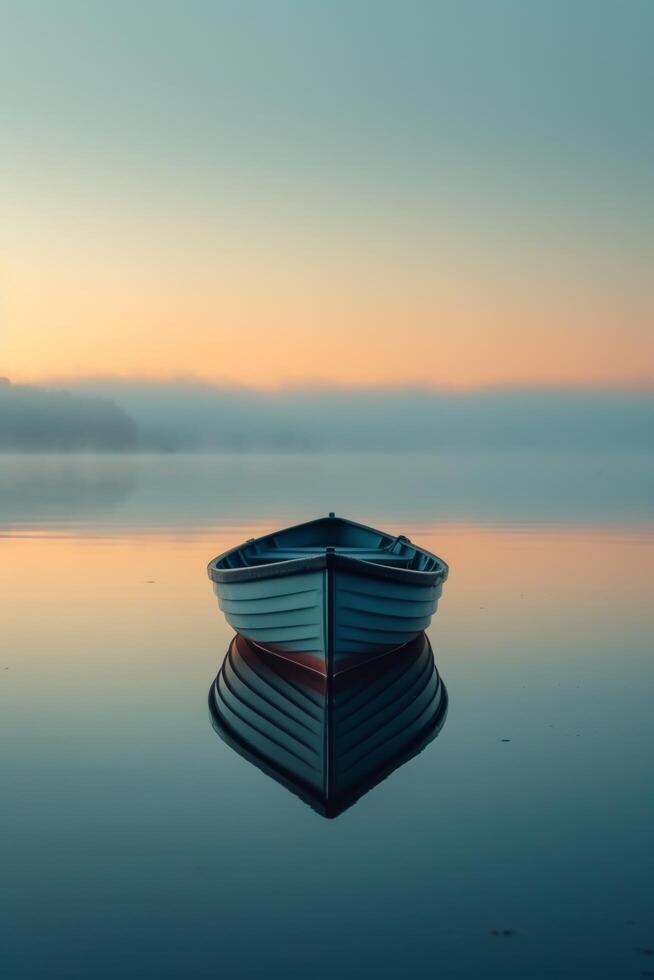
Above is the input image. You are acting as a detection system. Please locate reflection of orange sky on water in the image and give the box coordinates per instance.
[3,525,651,668]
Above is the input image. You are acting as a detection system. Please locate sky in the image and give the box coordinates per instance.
[0,0,652,389]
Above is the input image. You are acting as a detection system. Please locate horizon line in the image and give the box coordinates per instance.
[5,373,654,395]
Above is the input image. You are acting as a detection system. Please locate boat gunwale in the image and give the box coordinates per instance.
[207,516,449,587]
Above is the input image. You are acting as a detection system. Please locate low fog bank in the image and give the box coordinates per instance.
[2,378,653,452]
[71,379,653,452]
[0,380,138,451]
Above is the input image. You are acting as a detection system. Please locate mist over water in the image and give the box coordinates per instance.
[1,450,652,532]
[3,378,653,453]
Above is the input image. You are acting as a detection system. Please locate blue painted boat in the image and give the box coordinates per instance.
[207,514,448,676]
[209,631,447,817]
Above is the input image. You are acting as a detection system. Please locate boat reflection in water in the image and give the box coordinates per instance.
[209,632,447,818]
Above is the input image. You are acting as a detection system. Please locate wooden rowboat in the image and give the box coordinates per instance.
[209,631,447,818]
[207,514,448,676]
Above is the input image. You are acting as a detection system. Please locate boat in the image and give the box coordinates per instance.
[209,631,447,818]
[207,514,448,676]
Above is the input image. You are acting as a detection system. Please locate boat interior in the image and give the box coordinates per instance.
[215,516,441,572]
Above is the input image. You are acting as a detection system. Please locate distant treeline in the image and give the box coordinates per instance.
[1,378,653,452]
[0,381,138,451]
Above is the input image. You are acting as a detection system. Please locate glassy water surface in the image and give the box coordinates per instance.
[1,453,653,979]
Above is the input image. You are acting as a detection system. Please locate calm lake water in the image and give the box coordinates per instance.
[2,453,653,979]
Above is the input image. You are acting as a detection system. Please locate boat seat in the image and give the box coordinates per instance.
[247,549,414,566]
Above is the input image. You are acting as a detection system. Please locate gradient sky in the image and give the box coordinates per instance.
[1,0,652,388]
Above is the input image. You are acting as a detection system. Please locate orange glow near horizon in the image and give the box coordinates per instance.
[3,182,652,390]
[4,249,652,389]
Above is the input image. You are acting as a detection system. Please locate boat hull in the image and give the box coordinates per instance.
[213,558,443,676]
